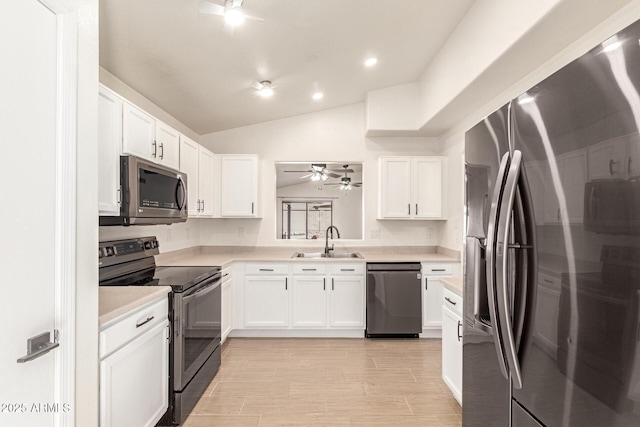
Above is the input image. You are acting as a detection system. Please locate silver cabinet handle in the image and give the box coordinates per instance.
[609,158,616,175]
[416,204,418,215]
[445,297,457,306]
[324,277,326,290]
[197,199,201,212]
[152,141,157,158]
[136,316,155,328]
[408,204,411,215]
[259,268,274,272]
[17,331,59,363]
[431,269,446,272]
[285,277,288,290]
[159,143,164,159]
[457,321,462,342]
[341,268,355,272]
[302,268,317,271]
[201,199,205,212]
[251,202,254,214]
[332,278,334,291]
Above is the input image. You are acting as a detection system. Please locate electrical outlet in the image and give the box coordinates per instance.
[238,227,245,238]
[426,227,434,239]
[167,228,172,242]
[186,227,190,240]
[370,229,380,239]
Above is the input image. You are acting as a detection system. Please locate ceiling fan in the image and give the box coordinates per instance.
[324,165,362,190]
[198,0,264,32]
[283,164,344,182]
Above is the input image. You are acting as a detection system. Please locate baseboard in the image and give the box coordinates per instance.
[228,329,365,338]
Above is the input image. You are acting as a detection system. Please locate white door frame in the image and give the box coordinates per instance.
[39,0,78,424]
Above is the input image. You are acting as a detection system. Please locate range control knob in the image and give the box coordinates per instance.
[144,241,152,250]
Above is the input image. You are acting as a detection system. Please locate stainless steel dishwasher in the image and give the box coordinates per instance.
[365,262,422,337]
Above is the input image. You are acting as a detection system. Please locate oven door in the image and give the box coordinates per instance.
[123,155,188,224]
[174,274,221,391]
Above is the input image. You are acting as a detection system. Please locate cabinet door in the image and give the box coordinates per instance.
[442,305,462,404]
[122,103,155,161]
[330,275,365,327]
[292,276,327,327]
[220,155,259,217]
[413,157,443,218]
[561,149,587,224]
[198,147,215,217]
[221,277,233,343]
[179,136,200,218]
[423,277,444,329]
[100,321,168,427]
[379,157,412,218]
[244,276,288,327]
[155,121,180,170]
[98,86,122,216]
[587,137,628,180]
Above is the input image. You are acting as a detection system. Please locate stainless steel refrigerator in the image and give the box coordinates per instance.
[464,18,640,427]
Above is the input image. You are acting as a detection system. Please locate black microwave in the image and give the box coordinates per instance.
[100,155,188,226]
[584,180,640,234]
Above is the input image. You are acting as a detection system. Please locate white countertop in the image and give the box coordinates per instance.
[441,277,463,296]
[155,246,460,267]
[99,286,172,327]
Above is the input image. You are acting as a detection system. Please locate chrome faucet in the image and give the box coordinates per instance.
[325,226,341,255]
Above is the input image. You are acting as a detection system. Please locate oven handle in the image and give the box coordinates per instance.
[183,277,221,305]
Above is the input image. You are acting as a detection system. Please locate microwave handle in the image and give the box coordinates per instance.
[176,176,187,212]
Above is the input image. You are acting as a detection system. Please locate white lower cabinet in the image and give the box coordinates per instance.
[292,275,327,327]
[330,274,365,327]
[221,266,233,343]
[442,288,462,405]
[99,297,169,427]
[244,275,289,327]
[238,262,365,334]
[421,262,457,336]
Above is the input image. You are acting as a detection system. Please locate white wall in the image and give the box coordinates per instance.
[200,104,445,248]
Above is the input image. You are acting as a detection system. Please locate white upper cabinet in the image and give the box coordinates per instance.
[122,101,181,170]
[179,136,200,217]
[218,154,260,218]
[198,147,215,217]
[122,102,155,161]
[179,136,215,218]
[378,156,446,219]
[98,85,122,216]
[155,120,180,170]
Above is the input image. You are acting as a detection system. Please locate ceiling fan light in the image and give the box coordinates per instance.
[224,7,245,26]
[257,81,274,97]
[310,172,321,181]
[321,173,329,181]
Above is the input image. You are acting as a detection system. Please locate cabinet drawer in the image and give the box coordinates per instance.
[292,263,327,275]
[443,288,462,316]
[245,263,289,275]
[100,297,168,360]
[330,263,365,275]
[423,263,453,276]
[538,272,561,290]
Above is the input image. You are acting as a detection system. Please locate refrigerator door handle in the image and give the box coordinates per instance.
[485,151,511,381]
[495,150,528,390]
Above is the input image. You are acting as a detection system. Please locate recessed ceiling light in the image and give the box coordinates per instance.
[312,92,324,100]
[364,57,378,67]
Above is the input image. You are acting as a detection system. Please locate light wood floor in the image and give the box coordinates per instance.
[182,337,461,427]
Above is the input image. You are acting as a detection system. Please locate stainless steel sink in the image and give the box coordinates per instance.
[292,252,363,259]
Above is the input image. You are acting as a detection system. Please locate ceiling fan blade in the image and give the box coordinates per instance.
[283,170,312,173]
[299,173,313,179]
[327,168,354,173]
[243,13,265,22]
[199,0,225,15]
[326,172,341,178]
[232,0,243,7]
